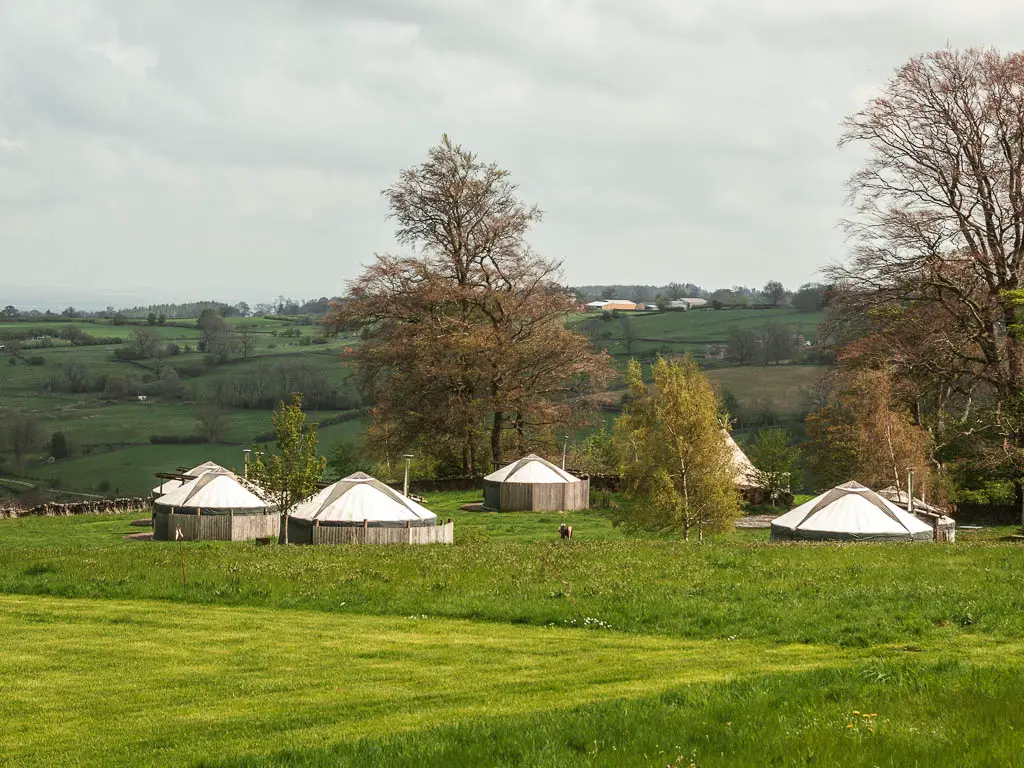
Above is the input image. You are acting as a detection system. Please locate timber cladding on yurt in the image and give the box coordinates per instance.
[495,479,589,511]
[152,510,280,541]
[292,520,454,545]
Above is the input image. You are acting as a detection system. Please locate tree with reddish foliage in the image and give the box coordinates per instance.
[830,48,1024,514]
[325,136,612,473]
[805,368,935,497]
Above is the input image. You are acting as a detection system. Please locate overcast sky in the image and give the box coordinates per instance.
[3,1,1024,309]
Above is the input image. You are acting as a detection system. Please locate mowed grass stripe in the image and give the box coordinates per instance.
[0,595,843,768]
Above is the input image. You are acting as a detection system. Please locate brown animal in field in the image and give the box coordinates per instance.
[558,523,573,540]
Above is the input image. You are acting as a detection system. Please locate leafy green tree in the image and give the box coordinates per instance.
[48,431,71,460]
[567,429,617,475]
[328,440,372,479]
[157,313,167,326]
[762,281,788,307]
[146,312,157,325]
[614,356,741,540]
[249,393,327,544]
[747,428,801,504]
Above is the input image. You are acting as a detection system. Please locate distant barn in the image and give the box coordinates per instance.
[483,454,589,512]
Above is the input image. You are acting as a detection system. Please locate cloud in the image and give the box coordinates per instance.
[3,0,1024,307]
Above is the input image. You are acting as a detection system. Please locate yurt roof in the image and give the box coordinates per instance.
[150,461,225,496]
[154,470,270,510]
[484,454,580,484]
[876,486,948,518]
[724,431,758,489]
[290,472,437,523]
[771,481,933,539]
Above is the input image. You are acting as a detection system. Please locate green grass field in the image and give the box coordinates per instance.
[1,503,1023,766]
[0,314,365,502]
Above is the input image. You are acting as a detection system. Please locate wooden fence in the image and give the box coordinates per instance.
[153,511,280,541]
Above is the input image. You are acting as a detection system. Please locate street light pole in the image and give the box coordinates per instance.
[402,454,414,497]
[562,435,569,470]
[243,449,251,478]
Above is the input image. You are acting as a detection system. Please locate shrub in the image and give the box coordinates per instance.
[48,431,71,460]
[28,356,46,366]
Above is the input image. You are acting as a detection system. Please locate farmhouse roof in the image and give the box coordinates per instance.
[290,472,437,523]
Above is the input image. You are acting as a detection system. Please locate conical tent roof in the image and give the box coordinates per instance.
[724,431,758,489]
[771,481,933,541]
[290,472,437,524]
[154,470,271,511]
[151,461,225,496]
[484,454,580,484]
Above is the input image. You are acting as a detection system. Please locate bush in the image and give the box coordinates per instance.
[28,356,46,366]
[96,480,111,493]
[48,431,71,460]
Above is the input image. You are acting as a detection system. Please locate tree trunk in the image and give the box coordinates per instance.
[280,512,290,544]
[1017,479,1024,531]
[514,412,526,456]
[491,411,504,467]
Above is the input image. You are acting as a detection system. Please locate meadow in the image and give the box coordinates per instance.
[1,496,1024,766]
[1,308,829,504]
[0,315,363,502]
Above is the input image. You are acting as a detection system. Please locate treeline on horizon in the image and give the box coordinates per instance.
[2,281,829,322]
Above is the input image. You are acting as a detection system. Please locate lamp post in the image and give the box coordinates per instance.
[243,449,252,478]
[562,435,569,470]
[402,454,414,497]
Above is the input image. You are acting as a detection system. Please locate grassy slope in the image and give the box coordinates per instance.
[2,508,1021,648]
[0,318,365,498]
[2,512,1024,766]
[0,594,876,768]
[706,364,827,417]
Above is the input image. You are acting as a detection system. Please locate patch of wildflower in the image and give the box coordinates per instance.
[845,710,879,735]
[563,616,613,629]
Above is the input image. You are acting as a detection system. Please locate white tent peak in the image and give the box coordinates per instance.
[723,431,758,489]
[155,470,271,511]
[484,454,580,484]
[151,460,227,496]
[290,472,437,524]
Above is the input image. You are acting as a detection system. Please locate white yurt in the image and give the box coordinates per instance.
[770,481,933,542]
[152,469,278,541]
[483,454,589,512]
[150,461,225,497]
[288,472,452,545]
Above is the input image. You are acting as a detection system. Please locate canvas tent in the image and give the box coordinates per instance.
[287,472,452,544]
[770,481,933,542]
[152,469,278,541]
[483,454,589,512]
[150,461,225,497]
[723,431,758,491]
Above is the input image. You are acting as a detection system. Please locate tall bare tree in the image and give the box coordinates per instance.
[832,47,1024,508]
[326,136,612,472]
